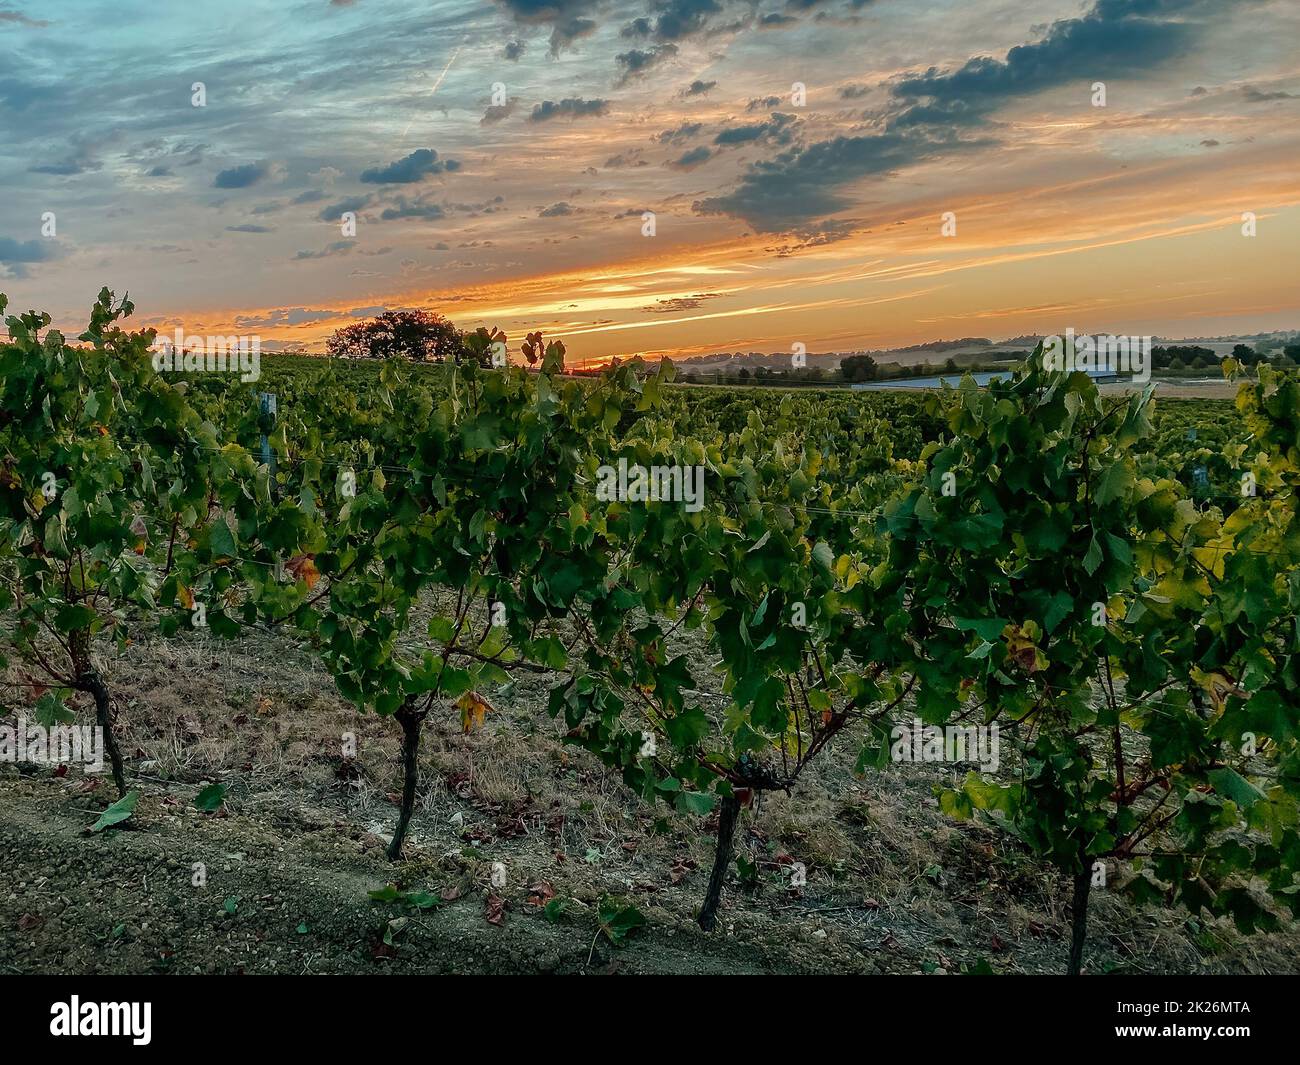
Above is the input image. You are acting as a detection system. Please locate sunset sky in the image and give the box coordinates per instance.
[1,0,1297,364]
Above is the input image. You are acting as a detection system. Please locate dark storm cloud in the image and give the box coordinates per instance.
[616,44,679,82]
[493,0,599,54]
[481,101,517,124]
[0,236,53,262]
[318,195,373,222]
[234,307,338,329]
[214,162,271,189]
[891,0,1209,107]
[0,235,56,278]
[887,97,992,130]
[713,112,797,147]
[682,79,717,97]
[380,197,448,220]
[693,0,1238,235]
[668,145,712,169]
[604,150,648,167]
[528,97,609,121]
[656,121,703,143]
[694,126,986,232]
[651,0,723,40]
[621,0,724,43]
[553,15,598,52]
[1241,85,1295,102]
[359,148,459,184]
[292,240,397,261]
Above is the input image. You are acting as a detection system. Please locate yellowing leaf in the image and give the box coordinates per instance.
[176,581,194,610]
[1002,623,1044,674]
[1191,668,1245,715]
[457,691,494,734]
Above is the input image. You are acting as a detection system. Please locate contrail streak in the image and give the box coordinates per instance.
[401,38,467,141]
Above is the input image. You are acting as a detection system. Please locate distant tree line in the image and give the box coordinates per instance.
[674,343,1300,388]
[680,353,1026,387]
[1152,343,1300,371]
[321,313,1300,383]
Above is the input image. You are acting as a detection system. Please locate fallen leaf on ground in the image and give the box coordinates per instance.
[526,882,556,906]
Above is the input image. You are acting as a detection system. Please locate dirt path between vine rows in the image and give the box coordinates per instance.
[0,773,869,975]
[3,620,1297,975]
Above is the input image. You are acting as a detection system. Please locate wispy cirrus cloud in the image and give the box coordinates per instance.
[0,8,48,27]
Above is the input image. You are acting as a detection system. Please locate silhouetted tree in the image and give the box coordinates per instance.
[840,354,878,382]
[327,310,462,362]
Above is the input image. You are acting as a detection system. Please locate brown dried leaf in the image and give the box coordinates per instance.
[525,882,556,906]
[286,554,320,589]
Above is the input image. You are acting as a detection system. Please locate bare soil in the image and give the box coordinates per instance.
[2,623,1296,975]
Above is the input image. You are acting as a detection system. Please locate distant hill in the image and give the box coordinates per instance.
[673,328,1299,375]
[890,337,992,353]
